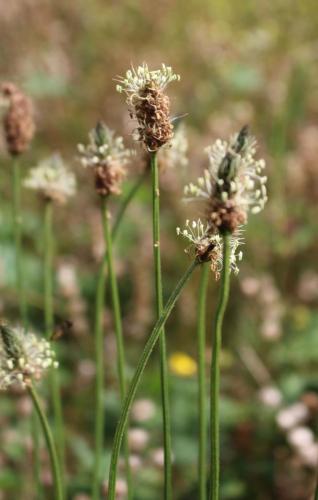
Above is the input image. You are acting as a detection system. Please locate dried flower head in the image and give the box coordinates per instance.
[176,219,243,279]
[184,127,267,233]
[0,82,35,156]
[78,122,131,197]
[24,153,76,204]
[0,323,58,390]
[159,124,188,170]
[116,63,180,151]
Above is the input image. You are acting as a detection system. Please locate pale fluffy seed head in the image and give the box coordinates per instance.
[184,129,267,228]
[176,219,244,279]
[116,63,180,95]
[24,153,76,204]
[77,122,132,169]
[0,324,58,391]
[159,124,188,170]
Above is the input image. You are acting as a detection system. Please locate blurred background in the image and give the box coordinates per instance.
[0,1,318,499]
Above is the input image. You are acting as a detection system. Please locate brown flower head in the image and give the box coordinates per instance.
[184,126,267,233]
[116,64,180,152]
[78,122,132,197]
[1,82,35,156]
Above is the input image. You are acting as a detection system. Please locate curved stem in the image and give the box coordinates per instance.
[12,159,27,325]
[112,170,148,241]
[103,200,132,497]
[92,199,108,500]
[209,234,231,500]
[197,264,209,500]
[107,259,199,499]
[28,385,64,500]
[44,201,65,479]
[151,152,172,499]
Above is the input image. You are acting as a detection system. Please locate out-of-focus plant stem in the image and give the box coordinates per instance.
[13,159,42,496]
[92,172,145,499]
[12,159,27,324]
[92,197,107,500]
[107,259,200,500]
[28,384,64,500]
[112,169,148,240]
[151,151,172,499]
[103,199,132,498]
[198,264,209,500]
[209,233,231,500]
[44,200,65,485]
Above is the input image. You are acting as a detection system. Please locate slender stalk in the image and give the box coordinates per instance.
[150,151,172,499]
[92,199,108,500]
[103,199,132,497]
[112,170,148,240]
[44,201,65,477]
[12,158,27,325]
[28,385,64,500]
[107,259,199,500]
[92,172,145,498]
[12,159,42,495]
[197,264,209,500]
[209,234,231,500]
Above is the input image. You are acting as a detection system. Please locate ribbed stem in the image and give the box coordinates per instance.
[107,259,199,500]
[92,200,108,500]
[12,159,27,324]
[112,170,148,240]
[151,152,172,499]
[28,385,64,500]
[209,234,231,500]
[103,199,132,498]
[197,264,209,500]
[44,201,65,480]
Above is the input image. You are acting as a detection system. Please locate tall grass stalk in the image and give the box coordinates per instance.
[92,198,108,500]
[107,259,199,499]
[92,176,144,499]
[151,151,172,499]
[112,170,148,240]
[197,264,209,500]
[44,200,65,479]
[12,159,42,495]
[103,199,132,497]
[28,384,64,500]
[12,159,27,324]
[209,234,231,500]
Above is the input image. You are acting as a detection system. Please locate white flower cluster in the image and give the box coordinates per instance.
[176,219,243,279]
[184,131,267,216]
[77,123,132,169]
[0,325,58,390]
[159,125,188,170]
[24,153,76,203]
[116,63,180,96]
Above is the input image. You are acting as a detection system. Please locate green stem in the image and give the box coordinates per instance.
[112,170,148,241]
[151,152,172,499]
[92,172,145,498]
[198,264,209,500]
[209,234,231,500]
[28,385,64,500]
[103,199,132,497]
[12,159,27,325]
[92,200,108,500]
[107,259,199,500]
[12,159,42,495]
[44,201,65,479]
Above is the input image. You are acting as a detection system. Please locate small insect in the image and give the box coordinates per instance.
[50,320,73,341]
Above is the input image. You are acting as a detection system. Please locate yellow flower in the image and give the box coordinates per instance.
[169,352,197,377]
